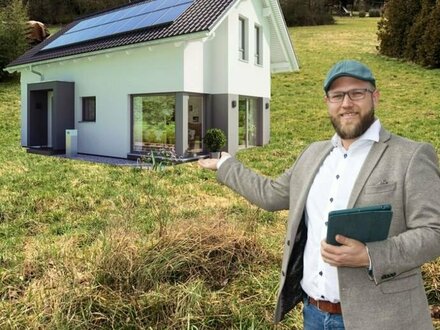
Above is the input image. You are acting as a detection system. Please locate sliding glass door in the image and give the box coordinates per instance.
[238,96,258,148]
[188,95,203,154]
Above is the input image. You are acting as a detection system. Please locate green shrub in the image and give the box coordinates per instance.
[378,0,440,68]
[280,0,334,26]
[203,128,226,153]
[359,11,366,17]
[419,2,440,67]
[377,0,422,58]
[0,0,29,81]
[368,8,381,17]
[404,0,435,63]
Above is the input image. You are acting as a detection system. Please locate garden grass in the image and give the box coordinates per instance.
[0,17,439,329]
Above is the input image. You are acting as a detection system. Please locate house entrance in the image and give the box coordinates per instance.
[238,96,258,148]
[27,81,75,154]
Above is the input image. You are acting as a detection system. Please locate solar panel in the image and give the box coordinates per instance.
[42,0,193,50]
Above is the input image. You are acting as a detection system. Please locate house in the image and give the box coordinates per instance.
[6,0,299,160]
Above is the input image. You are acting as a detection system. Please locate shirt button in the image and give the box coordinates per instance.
[321,295,325,299]
[286,240,290,246]
[336,174,340,179]
[330,197,334,202]
[325,221,328,226]
[344,154,348,158]
[319,271,323,276]
[282,271,285,277]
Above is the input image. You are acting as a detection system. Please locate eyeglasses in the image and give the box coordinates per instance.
[326,88,375,103]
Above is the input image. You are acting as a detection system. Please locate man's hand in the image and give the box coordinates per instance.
[321,235,370,268]
[198,158,219,170]
[198,152,231,171]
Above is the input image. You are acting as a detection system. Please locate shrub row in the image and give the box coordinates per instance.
[280,0,334,26]
[377,0,440,68]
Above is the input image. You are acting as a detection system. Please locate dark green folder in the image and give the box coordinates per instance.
[326,204,392,246]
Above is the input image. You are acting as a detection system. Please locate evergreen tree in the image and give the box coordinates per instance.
[0,0,29,80]
[419,1,440,67]
[404,0,435,63]
[377,0,422,58]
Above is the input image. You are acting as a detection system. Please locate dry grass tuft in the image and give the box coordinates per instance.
[423,257,440,304]
[140,218,276,290]
[3,219,278,328]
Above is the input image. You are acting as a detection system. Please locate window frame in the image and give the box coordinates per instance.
[254,24,262,65]
[82,96,96,122]
[238,16,248,61]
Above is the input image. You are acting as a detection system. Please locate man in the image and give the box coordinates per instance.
[198,60,440,329]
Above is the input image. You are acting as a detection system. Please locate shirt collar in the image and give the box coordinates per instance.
[331,119,381,148]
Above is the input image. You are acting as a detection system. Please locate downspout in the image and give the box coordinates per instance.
[30,64,44,81]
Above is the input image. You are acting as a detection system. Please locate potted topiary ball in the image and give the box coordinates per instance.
[203,128,226,159]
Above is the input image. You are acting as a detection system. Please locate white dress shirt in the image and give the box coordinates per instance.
[300,120,381,303]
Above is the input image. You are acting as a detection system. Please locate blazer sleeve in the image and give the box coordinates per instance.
[216,157,292,211]
[367,143,440,284]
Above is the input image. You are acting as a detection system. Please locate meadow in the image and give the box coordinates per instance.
[0,17,439,329]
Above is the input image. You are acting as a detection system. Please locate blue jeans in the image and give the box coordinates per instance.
[303,298,345,330]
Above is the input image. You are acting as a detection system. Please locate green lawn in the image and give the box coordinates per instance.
[0,17,439,329]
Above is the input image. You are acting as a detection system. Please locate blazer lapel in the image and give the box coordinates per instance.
[347,128,391,208]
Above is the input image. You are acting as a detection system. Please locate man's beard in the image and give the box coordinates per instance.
[330,108,375,140]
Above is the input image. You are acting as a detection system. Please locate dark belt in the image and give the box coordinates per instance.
[308,296,342,314]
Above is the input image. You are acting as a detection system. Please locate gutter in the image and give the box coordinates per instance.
[30,64,44,81]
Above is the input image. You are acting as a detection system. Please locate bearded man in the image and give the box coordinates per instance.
[199,60,440,329]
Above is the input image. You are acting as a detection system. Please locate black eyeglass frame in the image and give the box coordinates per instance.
[326,88,375,103]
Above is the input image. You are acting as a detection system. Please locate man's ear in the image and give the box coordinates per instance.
[372,89,380,107]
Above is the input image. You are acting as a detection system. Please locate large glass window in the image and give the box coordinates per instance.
[238,96,258,148]
[132,94,176,152]
[188,95,203,154]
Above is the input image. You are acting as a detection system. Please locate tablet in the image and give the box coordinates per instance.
[326,204,392,246]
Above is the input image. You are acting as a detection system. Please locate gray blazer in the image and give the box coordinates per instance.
[217,129,440,329]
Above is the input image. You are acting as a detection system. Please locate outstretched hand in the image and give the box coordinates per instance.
[198,152,231,171]
[321,235,370,268]
[198,158,219,170]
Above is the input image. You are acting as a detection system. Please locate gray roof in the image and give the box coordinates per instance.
[8,0,235,67]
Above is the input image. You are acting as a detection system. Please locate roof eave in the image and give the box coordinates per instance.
[6,30,210,73]
[267,0,300,72]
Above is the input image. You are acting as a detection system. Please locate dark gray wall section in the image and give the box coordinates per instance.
[262,97,270,145]
[28,81,74,151]
[211,94,238,156]
[175,92,189,156]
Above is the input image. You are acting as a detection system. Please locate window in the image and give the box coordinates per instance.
[132,94,176,152]
[82,96,96,122]
[238,16,248,61]
[254,24,262,65]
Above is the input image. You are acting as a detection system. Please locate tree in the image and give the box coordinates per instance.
[280,0,334,27]
[377,0,422,58]
[377,0,440,68]
[0,0,29,80]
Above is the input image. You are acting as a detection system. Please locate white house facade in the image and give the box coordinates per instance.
[7,0,299,159]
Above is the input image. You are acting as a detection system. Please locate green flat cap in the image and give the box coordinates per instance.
[323,60,376,92]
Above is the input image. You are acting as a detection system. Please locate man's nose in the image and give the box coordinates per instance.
[341,93,353,106]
